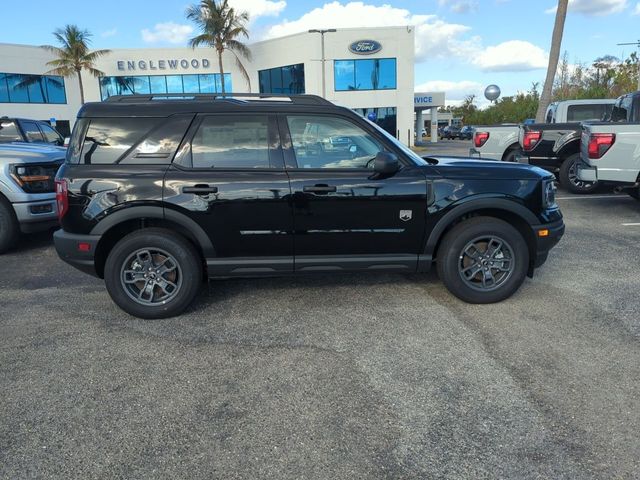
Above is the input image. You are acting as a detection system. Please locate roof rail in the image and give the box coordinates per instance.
[104,93,333,106]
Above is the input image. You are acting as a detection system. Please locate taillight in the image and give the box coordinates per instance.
[522,130,542,151]
[587,133,615,159]
[55,179,68,220]
[474,131,489,148]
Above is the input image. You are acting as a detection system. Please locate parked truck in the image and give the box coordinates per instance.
[471,99,616,192]
[0,143,63,253]
[577,91,640,199]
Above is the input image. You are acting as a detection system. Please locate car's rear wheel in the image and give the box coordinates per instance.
[437,217,529,304]
[560,153,598,194]
[104,228,203,319]
[0,197,19,254]
[503,147,523,163]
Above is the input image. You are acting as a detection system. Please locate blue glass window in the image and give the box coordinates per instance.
[99,74,233,100]
[0,72,66,103]
[334,58,396,91]
[0,74,9,102]
[258,64,305,94]
[45,76,66,103]
[166,75,183,93]
[149,76,167,94]
[182,75,200,93]
[5,74,29,102]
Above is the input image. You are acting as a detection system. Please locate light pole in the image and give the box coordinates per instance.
[309,29,336,98]
[617,40,640,91]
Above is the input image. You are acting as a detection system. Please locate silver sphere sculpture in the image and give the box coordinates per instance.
[484,85,501,102]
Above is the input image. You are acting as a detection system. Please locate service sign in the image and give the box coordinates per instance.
[348,40,382,55]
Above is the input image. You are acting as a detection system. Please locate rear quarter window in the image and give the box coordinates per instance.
[69,116,192,165]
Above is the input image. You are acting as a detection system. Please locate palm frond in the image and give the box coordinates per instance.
[231,50,251,91]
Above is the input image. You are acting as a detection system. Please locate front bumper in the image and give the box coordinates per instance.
[53,229,101,277]
[531,219,565,270]
[11,197,58,233]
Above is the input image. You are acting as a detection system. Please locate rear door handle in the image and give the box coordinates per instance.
[182,184,218,195]
[303,185,337,194]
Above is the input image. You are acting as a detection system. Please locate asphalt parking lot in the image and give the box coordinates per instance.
[2,151,639,478]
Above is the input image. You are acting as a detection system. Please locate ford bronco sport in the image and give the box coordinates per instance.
[54,94,564,318]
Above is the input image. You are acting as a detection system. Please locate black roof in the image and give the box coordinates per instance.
[78,93,347,118]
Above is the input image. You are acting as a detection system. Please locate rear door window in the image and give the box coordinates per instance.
[39,123,62,144]
[21,121,45,142]
[0,120,22,143]
[190,115,272,169]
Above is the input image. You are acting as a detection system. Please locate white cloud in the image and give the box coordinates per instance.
[545,0,628,15]
[473,40,548,72]
[262,2,475,62]
[228,0,287,20]
[101,28,118,38]
[438,0,478,13]
[141,22,194,44]
[633,1,640,13]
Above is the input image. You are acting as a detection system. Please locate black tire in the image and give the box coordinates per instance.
[104,228,203,319]
[0,196,19,254]
[437,217,529,304]
[503,147,523,163]
[559,153,598,194]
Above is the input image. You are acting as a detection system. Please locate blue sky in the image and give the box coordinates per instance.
[2,0,639,105]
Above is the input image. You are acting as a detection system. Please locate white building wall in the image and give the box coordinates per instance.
[1,26,416,144]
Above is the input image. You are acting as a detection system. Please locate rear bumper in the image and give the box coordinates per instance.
[576,163,598,182]
[532,219,565,269]
[53,229,101,277]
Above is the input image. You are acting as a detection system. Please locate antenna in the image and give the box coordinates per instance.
[617,40,640,90]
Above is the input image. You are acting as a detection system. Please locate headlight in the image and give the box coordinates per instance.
[10,163,61,193]
[542,179,557,209]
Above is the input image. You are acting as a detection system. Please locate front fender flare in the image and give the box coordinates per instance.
[423,197,538,256]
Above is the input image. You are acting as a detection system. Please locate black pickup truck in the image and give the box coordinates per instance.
[518,99,616,193]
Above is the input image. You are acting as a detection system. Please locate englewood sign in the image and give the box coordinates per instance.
[348,40,382,55]
[116,58,211,71]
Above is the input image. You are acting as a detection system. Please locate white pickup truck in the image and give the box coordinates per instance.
[577,91,640,199]
[470,99,615,162]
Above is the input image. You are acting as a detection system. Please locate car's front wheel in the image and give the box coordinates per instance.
[104,228,203,319]
[560,153,598,194]
[437,217,529,304]
[0,197,19,254]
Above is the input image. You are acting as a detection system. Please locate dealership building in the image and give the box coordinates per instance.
[0,26,444,144]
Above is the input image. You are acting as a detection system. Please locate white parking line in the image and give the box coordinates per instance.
[556,195,628,200]
[622,223,640,226]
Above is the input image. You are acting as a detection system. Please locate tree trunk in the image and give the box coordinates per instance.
[218,50,225,94]
[535,0,569,122]
[77,69,85,104]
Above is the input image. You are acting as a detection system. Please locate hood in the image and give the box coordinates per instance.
[0,142,66,165]
[423,156,552,181]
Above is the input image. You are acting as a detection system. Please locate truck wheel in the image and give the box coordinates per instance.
[104,228,203,319]
[560,153,598,194]
[437,217,529,304]
[0,197,19,254]
[503,147,523,163]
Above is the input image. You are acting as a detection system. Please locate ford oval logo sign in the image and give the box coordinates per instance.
[349,40,382,55]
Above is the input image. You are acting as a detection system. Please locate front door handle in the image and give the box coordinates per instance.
[183,184,218,195]
[303,184,337,194]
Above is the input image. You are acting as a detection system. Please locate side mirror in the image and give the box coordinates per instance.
[63,137,70,148]
[374,151,399,175]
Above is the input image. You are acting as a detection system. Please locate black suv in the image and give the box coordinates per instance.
[54,94,564,318]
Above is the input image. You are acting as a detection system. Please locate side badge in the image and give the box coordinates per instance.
[399,210,412,222]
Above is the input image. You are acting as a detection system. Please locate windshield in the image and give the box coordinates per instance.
[363,117,428,166]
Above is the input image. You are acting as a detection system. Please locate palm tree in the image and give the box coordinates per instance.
[186,0,252,93]
[41,25,111,104]
[535,0,569,122]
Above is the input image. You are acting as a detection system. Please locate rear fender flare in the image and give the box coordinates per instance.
[90,205,215,257]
